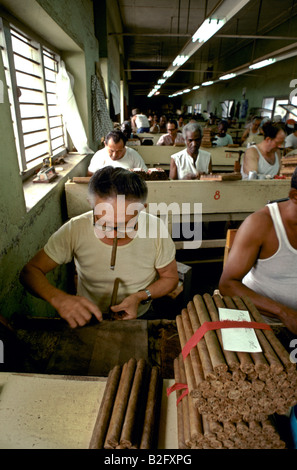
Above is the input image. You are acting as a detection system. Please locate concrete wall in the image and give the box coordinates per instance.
[0,0,99,321]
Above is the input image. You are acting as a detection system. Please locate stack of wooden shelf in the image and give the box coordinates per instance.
[173,293,297,449]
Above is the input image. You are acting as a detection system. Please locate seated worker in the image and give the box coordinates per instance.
[212,120,233,147]
[219,166,297,335]
[159,115,168,133]
[156,119,185,146]
[20,167,179,328]
[120,120,141,143]
[150,115,160,134]
[169,122,212,180]
[87,130,147,175]
[131,108,150,133]
[241,116,263,147]
[284,122,297,150]
[240,121,286,179]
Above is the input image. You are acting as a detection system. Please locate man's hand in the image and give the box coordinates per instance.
[110,293,142,320]
[51,292,102,328]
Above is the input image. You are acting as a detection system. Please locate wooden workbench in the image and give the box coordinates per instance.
[64,179,291,249]
[129,145,245,172]
[0,372,177,449]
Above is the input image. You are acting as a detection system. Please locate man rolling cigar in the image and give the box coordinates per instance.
[20,167,178,328]
[219,166,297,335]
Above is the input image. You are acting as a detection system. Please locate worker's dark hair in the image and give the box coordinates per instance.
[262,121,285,139]
[105,129,127,145]
[219,120,228,131]
[88,166,148,204]
[167,119,178,129]
[291,166,297,190]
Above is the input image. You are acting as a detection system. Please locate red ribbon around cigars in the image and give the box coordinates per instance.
[182,319,272,360]
[166,382,189,405]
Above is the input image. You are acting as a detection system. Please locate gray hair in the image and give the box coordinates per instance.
[182,122,203,139]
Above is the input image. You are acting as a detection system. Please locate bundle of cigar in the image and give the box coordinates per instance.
[201,128,213,148]
[176,293,297,425]
[174,354,286,449]
[89,358,162,449]
[280,155,297,178]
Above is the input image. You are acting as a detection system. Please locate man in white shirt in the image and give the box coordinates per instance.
[156,119,185,146]
[20,167,179,328]
[169,122,212,180]
[87,130,147,175]
[213,120,233,147]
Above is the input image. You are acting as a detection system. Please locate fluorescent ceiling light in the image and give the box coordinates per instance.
[163,70,174,78]
[249,58,276,70]
[172,55,189,67]
[192,18,225,43]
[202,81,214,86]
[158,79,166,85]
[183,88,191,93]
[192,85,200,90]
[219,73,237,80]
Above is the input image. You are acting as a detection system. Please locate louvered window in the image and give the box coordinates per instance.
[0,19,67,176]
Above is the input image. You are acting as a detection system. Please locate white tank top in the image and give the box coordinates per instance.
[243,202,297,320]
[241,145,279,179]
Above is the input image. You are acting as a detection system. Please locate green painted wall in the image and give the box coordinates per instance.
[181,56,297,120]
[0,0,99,321]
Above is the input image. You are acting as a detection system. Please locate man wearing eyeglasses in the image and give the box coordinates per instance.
[20,167,179,328]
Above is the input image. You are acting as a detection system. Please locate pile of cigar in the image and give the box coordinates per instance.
[174,354,286,449]
[201,128,213,148]
[280,155,297,178]
[89,358,161,449]
[174,293,297,448]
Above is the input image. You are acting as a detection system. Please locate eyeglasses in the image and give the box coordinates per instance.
[93,212,138,237]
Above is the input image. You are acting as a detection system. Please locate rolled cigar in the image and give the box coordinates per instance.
[110,237,118,270]
[176,314,198,392]
[110,277,120,309]
[204,293,240,371]
[187,302,216,381]
[105,358,136,448]
[120,359,147,448]
[193,296,228,375]
[178,353,203,445]
[242,296,296,371]
[89,364,122,449]
[174,357,188,449]
[139,366,161,449]
[181,309,206,386]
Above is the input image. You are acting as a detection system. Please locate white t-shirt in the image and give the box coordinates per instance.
[88,146,147,173]
[44,211,176,317]
[171,148,211,179]
[135,114,150,129]
[285,132,297,149]
[213,134,233,147]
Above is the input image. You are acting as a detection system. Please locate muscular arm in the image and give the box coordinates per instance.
[20,249,102,328]
[219,213,297,334]
[169,158,178,179]
[111,259,179,320]
[241,147,259,175]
